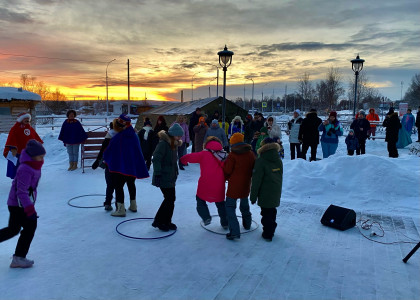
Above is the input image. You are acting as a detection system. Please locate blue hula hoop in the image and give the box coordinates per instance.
[200,215,259,235]
[67,194,114,208]
[116,217,177,240]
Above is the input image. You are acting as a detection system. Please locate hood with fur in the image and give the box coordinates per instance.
[158,130,182,147]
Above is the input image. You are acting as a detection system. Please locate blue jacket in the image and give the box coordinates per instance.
[318,121,343,144]
[58,119,88,145]
[401,113,415,132]
[345,135,359,151]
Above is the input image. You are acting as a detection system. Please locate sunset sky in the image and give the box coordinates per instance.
[0,0,419,102]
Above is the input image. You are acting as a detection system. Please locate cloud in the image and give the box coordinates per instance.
[0,7,34,24]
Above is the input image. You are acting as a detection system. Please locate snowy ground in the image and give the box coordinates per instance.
[0,125,419,300]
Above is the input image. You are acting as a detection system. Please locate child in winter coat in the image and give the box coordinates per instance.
[223,133,256,240]
[151,124,184,231]
[345,129,359,156]
[250,137,283,242]
[0,140,46,268]
[180,136,228,228]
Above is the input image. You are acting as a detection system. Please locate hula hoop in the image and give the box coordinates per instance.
[116,217,177,240]
[200,215,259,235]
[67,194,113,208]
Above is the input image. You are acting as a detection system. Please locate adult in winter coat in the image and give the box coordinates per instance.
[287,109,303,159]
[416,106,420,142]
[204,119,229,148]
[228,116,244,139]
[223,133,256,240]
[345,129,359,156]
[318,111,343,159]
[189,107,202,152]
[382,108,401,158]
[243,114,254,144]
[92,122,117,211]
[193,117,208,152]
[3,113,43,179]
[180,137,228,228]
[397,108,415,148]
[250,138,283,242]
[366,108,380,140]
[103,115,149,217]
[0,140,45,268]
[350,110,371,155]
[298,109,322,161]
[151,124,184,231]
[58,110,88,171]
[138,118,157,171]
[171,115,190,170]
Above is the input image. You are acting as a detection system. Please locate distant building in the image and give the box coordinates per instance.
[135,96,248,130]
[0,87,41,133]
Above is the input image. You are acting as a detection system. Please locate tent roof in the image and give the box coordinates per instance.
[143,97,222,115]
[0,87,42,101]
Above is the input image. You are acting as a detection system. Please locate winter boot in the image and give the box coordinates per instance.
[71,162,78,171]
[68,162,72,171]
[10,255,34,268]
[104,204,113,211]
[226,233,240,240]
[128,199,137,212]
[111,203,126,217]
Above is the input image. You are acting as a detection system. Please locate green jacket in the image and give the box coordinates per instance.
[250,142,283,208]
[152,131,180,188]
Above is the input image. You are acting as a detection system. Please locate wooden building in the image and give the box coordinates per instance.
[135,96,248,131]
[0,87,42,133]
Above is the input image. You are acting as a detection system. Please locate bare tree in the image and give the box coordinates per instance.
[297,72,315,111]
[317,67,344,110]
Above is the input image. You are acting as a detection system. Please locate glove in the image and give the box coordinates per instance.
[24,205,37,220]
[92,159,100,170]
[153,175,161,188]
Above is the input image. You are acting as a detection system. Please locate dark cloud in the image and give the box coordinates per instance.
[0,7,34,24]
[258,42,354,53]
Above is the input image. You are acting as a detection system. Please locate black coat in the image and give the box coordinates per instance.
[350,118,371,141]
[383,113,401,143]
[189,112,201,138]
[138,128,157,159]
[416,111,420,128]
[298,112,322,145]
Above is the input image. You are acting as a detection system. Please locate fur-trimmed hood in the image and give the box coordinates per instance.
[257,142,280,156]
[158,130,182,147]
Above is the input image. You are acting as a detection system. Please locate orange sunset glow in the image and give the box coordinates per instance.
[0,1,419,102]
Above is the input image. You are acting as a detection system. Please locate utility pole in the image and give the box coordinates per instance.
[272,88,274,112]
[284,84,287,113]
[127,59,130,114]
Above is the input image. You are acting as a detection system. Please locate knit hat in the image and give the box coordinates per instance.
[261,137,275,146]
[17,112,31,122]
[117,114,131,128]
[230,133,244,145]
[329,111,337,118]
[388,107,395,114]
[294,109,301,115]
[211,119,219,125]
[349,129,355,134]
[144,118,152,127]
[168,123,184,137]
[199,116,206,123]
[358,110,365,116]
[25,139,46,157]
[260,127,268,134]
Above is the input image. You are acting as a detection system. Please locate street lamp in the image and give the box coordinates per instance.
[192,72,200,101]
[106,59,116,117]
[246,77,254,112]
[261,82,270,113]
[351,54,365,117]
[209,77,217,98]
[218,45,234,130]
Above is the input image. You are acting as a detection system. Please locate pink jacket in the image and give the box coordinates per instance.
[180,140,225,202]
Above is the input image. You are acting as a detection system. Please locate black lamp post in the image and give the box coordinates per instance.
[218,45,234,130]
[351,54,365,117]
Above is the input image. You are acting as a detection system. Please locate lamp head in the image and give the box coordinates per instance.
[218,45,234,69]
[351,54,365,73]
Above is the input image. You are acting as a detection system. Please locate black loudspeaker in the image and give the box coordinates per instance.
[320,204,356,231]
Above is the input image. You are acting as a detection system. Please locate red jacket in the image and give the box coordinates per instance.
[366,108,380,127]
[3,122,43,158]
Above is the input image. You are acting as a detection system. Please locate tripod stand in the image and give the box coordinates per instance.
[403,241,420,263]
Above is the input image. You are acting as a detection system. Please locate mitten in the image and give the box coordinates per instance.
[92,159,100,170]
[24,205,37,220]
[153,175,161,188]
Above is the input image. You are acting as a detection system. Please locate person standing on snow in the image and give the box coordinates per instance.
[223,133,256,240]
[0,140,45,268]
[366,108,380,140]
[204,119,229,150]
[416,106,420,142]
[180,136,228,229]
[138,118,157,171]
[193,117,208,152]
[345,129,359,156]
[151,124,184,232]
[58,109,88,171]
[287,109,303,160]
[189,107,202,152]
[350,110,370,155]
[250,137,283,242]
[318,111,343,159]
[103,115,149,217]
[228,116,244,139]
[397,108,415,148]
[171,115,189,170]
[383,108,401,158]
[3,113,43,179]
[298,108,322,161]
